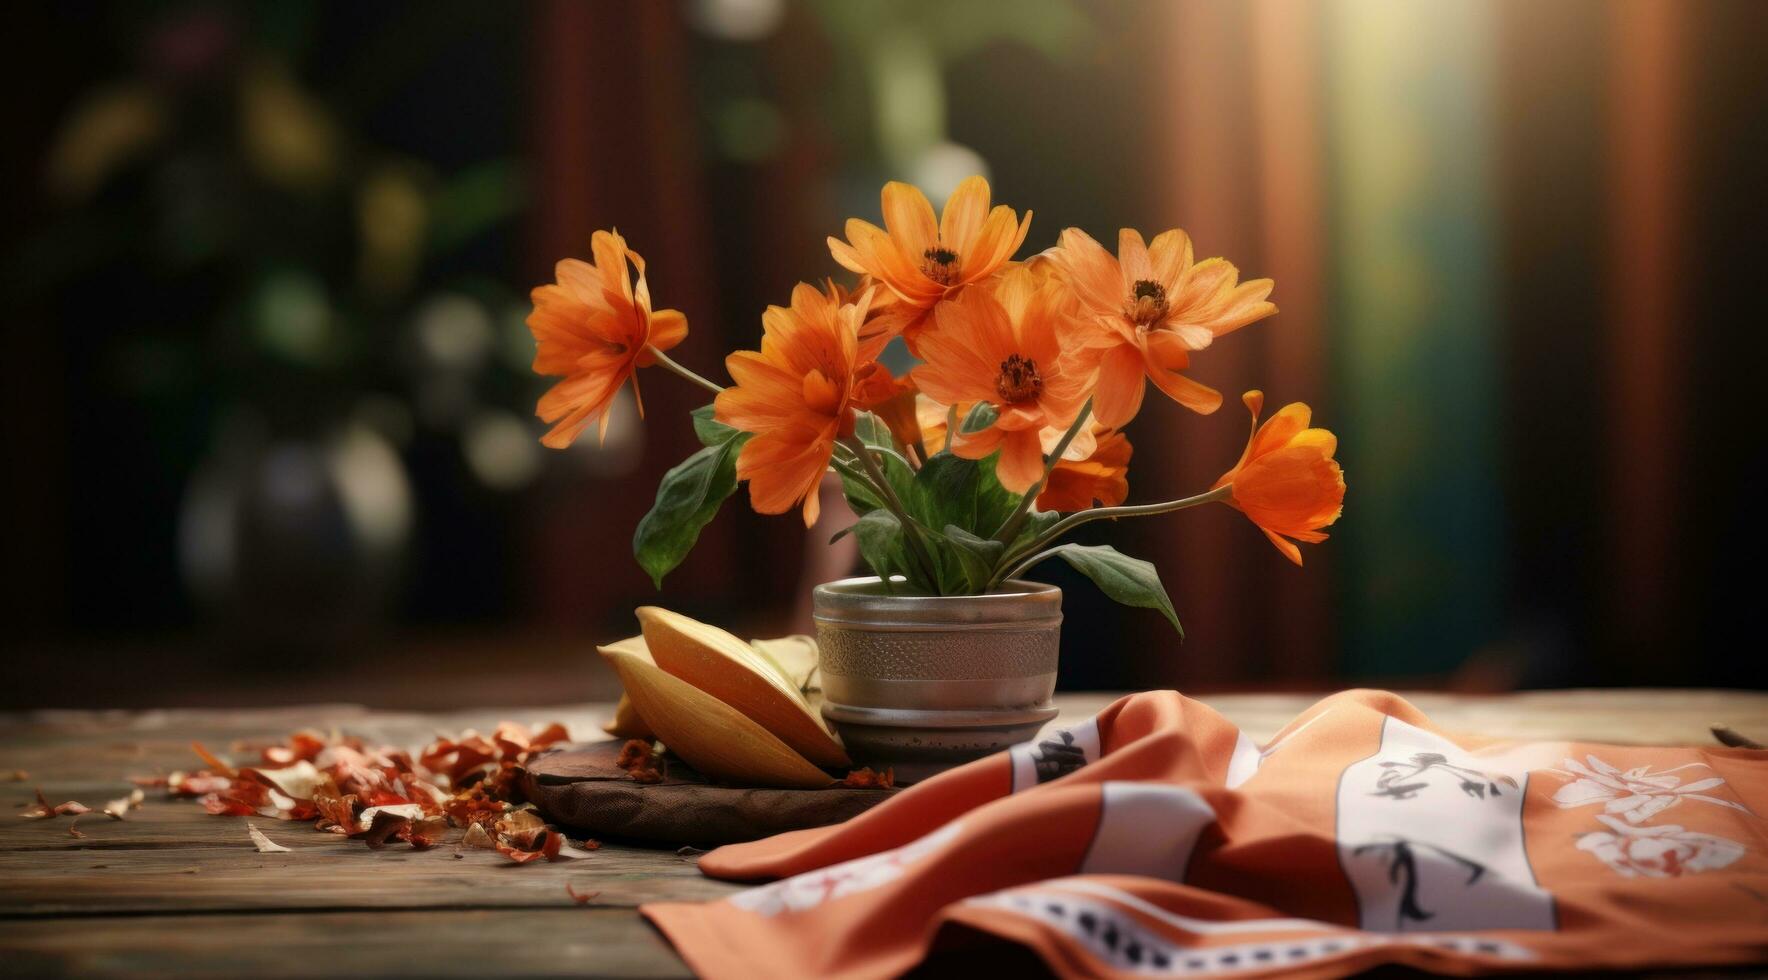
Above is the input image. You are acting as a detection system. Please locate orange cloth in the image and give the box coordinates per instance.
[643,690,1768,978]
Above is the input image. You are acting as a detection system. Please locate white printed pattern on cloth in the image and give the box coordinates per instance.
[1540,754,1751,878]
[966,883,1534,976]
[726,821,964,917]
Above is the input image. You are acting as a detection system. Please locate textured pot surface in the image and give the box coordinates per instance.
[813,577,1061,781]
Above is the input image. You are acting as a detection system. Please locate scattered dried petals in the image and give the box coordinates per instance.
[141,719,571,864]
[190,741,236,778]
[442,788,505,829]
[839,767,895,789]
[493,808,546,837]
[68,818,87,839]
[247,822,291,853]
[22,789,93,819]
[103,789,145,820]
[6,770,27,782]
[245,761,324,802]
[261,731,327,766]
[617,739,664,783]
[531,723,570,751]
[169,772,233,797]
[555,838,601,860]
[313,784,360,835]
[358,810,412,850]
[404,816,449,850]
[565,883,599,905]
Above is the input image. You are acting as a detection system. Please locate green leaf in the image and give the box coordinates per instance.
[959,401,999,435]
[1050,544,1183,636]
[851,411,894,451]
[943,525,1006,592]
[632,434,750,588]
[853,509,909,586]
[974,451,1023,538]
[1010,509,1062,551]
[907,454,981,535]
[690,404,743,447]
[839,451,914,517]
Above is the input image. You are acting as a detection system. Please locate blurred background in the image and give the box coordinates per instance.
[3,0,1762,709]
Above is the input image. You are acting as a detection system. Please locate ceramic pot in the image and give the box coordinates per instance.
[812,576,1061,782]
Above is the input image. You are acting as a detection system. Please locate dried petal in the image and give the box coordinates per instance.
[247,822,291,853]
[103,788,145,820]
[243,760,323,801]
[21,789,92,819]
[566,883,600,905]
[404,816,449,850]
[555,838,600,860]
[839,767,896,789]
[190,741,236,778]
[358,810,411,849]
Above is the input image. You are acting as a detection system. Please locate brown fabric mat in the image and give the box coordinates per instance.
[522,741,899,846]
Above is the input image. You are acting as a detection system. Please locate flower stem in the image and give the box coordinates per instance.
[994,546,1069,587]
[991,398,1093,546]
[647,346,724,395]
[988,483,1235,588]
[844,437,941,590]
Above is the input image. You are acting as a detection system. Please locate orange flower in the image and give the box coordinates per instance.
[1212,391,1344,565]
[528,230,688,448]
[829,176,1031,354]
[1048,227,1275,427]
[714,283,873,527]
[1038,426,1132,512]
[910,267,1094,494]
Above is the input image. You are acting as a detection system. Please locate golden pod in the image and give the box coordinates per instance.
[597,646,832,789]
[597,634,655,739]
[636,607,849,768]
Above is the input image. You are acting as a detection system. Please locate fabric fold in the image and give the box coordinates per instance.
[643,690,1768,978]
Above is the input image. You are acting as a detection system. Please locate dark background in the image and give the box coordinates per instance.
[3,0,1763,709]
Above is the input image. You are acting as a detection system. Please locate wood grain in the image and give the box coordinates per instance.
[0,909,689,979]
[2,690,1763,977]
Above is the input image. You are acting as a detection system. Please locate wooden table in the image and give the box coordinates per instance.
[3,691,1763,977]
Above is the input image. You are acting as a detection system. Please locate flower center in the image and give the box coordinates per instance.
[995,353,1043,404]
[1128,279,1168,327]
[922,245,960,286]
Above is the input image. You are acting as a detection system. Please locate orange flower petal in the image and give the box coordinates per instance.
[1117,228,1153,294]
[992,427,1048,494]
[647,308,688,353]
[961,205,1031,282]
[737,421,838,524]
[1143,354,1223,415]
[1090,344,1149,429]
[1146,228,1195,291]
[880,181,939,258]
[939,175,991,255]
[1050,227,1123,317]
[589,230,635,304]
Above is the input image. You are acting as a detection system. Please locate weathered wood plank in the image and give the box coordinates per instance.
[0,908,691,979]
[0,840,738,916]
[2,690,1763,980]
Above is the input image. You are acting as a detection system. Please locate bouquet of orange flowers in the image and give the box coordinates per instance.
[526,177,1344,631]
